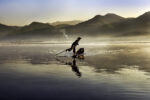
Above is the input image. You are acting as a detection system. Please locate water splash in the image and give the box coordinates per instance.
[60,29,69,40]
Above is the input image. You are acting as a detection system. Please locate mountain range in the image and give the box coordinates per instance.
[65,12,150,37]
[0,11,150,41]
[0,22,64,40]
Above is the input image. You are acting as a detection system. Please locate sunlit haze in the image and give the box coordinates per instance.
[0,0,150,26]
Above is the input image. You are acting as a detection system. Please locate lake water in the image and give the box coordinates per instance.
[0,43,150,100]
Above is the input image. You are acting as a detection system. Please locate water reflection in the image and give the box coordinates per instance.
[1,44,150,100]
[56,58,82,77]
[1,44,150,74]
[85,44,150,74]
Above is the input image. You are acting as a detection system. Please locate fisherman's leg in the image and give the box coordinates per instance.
[73,46,76,55]
[66,45,73,51]
[72,46,77,58]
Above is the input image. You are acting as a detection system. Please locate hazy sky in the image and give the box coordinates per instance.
[0,0,150,26]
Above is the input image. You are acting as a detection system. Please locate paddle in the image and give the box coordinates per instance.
[56,50,66,56]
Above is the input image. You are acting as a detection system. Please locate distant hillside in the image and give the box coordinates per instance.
[1,22,64,40]
[0,12,150,41]
[51,20,82,26]
[0,24,19,39]
[77,13,124,26]
[65,12,150,36]
[65,13,125,36]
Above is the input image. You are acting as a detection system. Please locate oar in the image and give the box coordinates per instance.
[56,50,66,56]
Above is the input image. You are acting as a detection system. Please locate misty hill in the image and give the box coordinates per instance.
[65,12,150,36]
[0,24,13,30]
[51,20,82,26]
[1,12,150,41]
[65,13,125,36]
[1,22,64,40]
[0,24,19,38]
[101,11,150,36]
[77,13,124,26]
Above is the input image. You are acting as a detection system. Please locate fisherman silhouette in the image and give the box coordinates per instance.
[66,37,82,58]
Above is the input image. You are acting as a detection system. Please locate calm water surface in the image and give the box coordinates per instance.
[0,43,150,100]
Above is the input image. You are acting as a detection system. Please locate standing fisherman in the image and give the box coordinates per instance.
[66,37,82,58]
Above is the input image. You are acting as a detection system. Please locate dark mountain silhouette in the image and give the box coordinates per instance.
[1,22,64,40]
[100,11,150,36]
[0,11,150,41]
[0,24,19,39]
[78,13,124,26]
[0,23,13,30]
[137,11,150,21]
[65,12,150,36]
[65,14,125,36]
